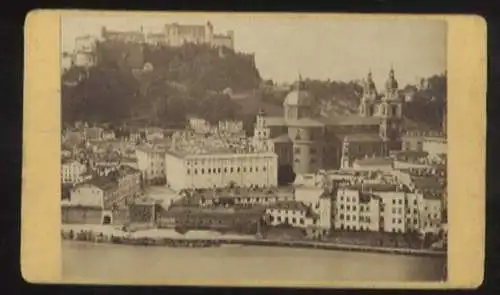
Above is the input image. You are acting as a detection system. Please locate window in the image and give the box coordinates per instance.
[218,168,221,173]
[353,205,356,211]
[294,147,300,154]
[300,218,305,225]
[340,204,344,210]
[255,167,259,172]
[392,208,396,214]
[263,166,267,172]
[237,167,240,173]
[230,167,234,173]
[347,205,351,211]
[398,208,402,214]
[392,200,396,205]
[340,214,344,220]
[398,218,402,224]
[353,215,356,221]
[194,169,198,175]
[277,216,281,222]
[187,169,190,175]
[360,206,364,212]
[292,218,296,224]
[249,167,253,172]
[201,168,205,174]
[399,199,403,205]
[392,218,396,223]
[346,215,350,221]
[224,168,227,173]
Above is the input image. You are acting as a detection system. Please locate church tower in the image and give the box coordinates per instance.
[379,66,403,151]
[359,70,378,117]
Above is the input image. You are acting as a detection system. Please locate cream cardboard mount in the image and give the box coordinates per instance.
[22,10,485,288]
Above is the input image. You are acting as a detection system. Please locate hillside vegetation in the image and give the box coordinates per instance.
[62,41,446,133]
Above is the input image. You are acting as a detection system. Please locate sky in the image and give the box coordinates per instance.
[62,13,447,87]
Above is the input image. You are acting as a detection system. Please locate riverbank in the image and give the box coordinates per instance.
[61,224,446,258]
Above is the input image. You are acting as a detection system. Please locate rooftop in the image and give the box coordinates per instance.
[339,183,404,193]
[167,133,266,157]
[343,133,383,143]
[412,177,445,191]
[354,157,394,166]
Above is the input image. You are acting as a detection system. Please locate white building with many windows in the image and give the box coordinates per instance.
[164,131,278,191]
[165,151,278,191]
[61,159,88,184]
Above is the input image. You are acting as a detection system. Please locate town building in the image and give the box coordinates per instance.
[136,143,166,185]
[165,132,278,190]
[68,165,142,224]
[159,206,264,234]
[102,130,116,140]
[401,131,447,155]
[265,200,318,228]
[352,157,394,172]
[175,186,294,208]
[61,159,88,184]
[84,126,104,141]
[187,116,211,134]
[253,69,405,174]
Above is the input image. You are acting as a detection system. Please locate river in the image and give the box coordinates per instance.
[62,241,446,284]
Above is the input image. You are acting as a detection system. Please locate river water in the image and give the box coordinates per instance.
[62,241,446,284]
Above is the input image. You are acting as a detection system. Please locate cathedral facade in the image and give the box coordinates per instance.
[253,68,404,174]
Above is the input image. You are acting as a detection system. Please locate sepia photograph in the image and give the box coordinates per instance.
[58,13,450,284]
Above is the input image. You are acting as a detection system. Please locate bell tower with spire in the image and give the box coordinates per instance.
[379,66,403,151]
[360,69,378,117]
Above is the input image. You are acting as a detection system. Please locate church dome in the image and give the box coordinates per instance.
[283,89,312,107]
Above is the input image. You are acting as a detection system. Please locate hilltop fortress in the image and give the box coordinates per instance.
[63,21,235,70]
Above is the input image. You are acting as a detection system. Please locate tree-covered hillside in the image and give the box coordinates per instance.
[62,42,260,125]
[62,40,446,133]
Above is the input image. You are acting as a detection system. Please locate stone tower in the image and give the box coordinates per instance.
[359,70,378,117]
[379,67,403,151]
